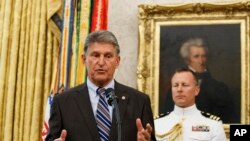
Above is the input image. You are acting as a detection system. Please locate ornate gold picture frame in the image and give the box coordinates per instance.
[137,2,250,138]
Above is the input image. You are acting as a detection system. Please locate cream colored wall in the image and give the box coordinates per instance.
[108,0,243,88]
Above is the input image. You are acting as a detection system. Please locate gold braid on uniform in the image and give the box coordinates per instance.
[156,118,185,141]
[201,111,221,121]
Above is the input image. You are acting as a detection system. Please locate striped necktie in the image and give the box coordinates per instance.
[96,87,111,141]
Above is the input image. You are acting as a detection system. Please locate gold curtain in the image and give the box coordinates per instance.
[0,0,59,140]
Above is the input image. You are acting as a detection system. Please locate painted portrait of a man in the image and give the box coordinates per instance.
[159,24,241,123]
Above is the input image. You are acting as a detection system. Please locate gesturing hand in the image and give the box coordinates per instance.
[136,118,152,141]
[54,129,67,141]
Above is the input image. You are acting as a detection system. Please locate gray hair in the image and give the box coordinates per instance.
[180,38,208,62]
[84,30,120,55]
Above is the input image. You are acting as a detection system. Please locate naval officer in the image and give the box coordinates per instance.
[155,68,226,141]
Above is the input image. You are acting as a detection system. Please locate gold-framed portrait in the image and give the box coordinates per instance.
[137,2,250,138]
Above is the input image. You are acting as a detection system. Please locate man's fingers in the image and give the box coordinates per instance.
[136,119,152,141]
[146,123,153,134]
[142,124,152,141]
[59,129,67,141]
[54,130,67,141]
[136,118,143,131]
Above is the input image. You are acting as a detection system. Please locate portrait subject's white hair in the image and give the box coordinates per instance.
[180,38,209,63]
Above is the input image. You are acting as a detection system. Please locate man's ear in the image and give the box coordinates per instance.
[195,86,200,96]
[115,56,121,68]
[81,53,86,64]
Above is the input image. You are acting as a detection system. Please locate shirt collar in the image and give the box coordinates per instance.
[188,66,207,72]
[87,78,115,96]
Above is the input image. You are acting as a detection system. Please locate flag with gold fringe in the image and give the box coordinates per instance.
[41,0,108,140]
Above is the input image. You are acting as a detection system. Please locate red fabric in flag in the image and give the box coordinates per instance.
[91,0,108,31]
[41,96,53,141]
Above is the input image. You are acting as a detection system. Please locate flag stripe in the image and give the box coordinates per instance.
[70,0,92,87]
[91,0,108,31]
[59,0,75,89]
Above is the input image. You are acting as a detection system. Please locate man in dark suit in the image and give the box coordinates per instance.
[45,30,155,141]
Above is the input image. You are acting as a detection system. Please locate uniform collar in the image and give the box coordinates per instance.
[173,104,199,117]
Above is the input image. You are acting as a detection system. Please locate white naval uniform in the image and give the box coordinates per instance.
[154,104,226,141]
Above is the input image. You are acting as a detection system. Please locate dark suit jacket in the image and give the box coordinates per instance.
[45,81,156,141]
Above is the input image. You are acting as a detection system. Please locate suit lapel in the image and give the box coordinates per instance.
[110,82,130,140]
[73,84,100,141]
[115,82,130,123]
[73,82,130,141]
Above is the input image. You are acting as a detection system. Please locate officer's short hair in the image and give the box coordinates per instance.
[172,68,199,86]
